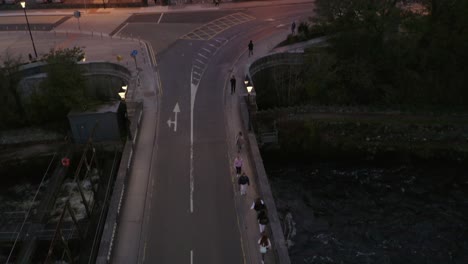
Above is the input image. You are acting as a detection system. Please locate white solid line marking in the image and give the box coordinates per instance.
[193,64,203,70]
[202,48,211,53]
[190,250,194,264]
[195,59,205,64]
[190,72,197,214]
[114,23,128,37]
[157,13,164,24]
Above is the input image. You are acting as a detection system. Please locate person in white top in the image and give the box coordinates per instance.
[258,232,272,263]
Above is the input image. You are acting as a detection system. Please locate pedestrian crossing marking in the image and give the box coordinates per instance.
[180,12,255,40]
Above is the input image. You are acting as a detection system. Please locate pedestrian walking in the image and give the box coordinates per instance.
[248,40,254,57]
[251,197,266,214]
[234,154,243,177]
[28,53,33,62]
[238,172,250,195]
[291,21,296,35]
[258,232,271,263]
[235,131,244,152]
[257,210,269,233]
[230,75,236,94]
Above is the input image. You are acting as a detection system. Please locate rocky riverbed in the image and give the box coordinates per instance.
[265,159,468,264]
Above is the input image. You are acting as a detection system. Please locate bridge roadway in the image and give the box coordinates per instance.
[0,1,315,263]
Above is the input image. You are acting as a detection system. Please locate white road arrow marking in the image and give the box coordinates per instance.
[167,102,180,132]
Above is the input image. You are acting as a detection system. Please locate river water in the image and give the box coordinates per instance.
[264,158,468,264]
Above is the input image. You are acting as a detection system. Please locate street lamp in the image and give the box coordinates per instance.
[246,82,253,94]
[245,79,255,131]
[118,92,126,100]
[20,1,38,58]
[246,81,253,103]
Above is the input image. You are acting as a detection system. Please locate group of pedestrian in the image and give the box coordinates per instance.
[231,128,271,262]
[252,198,271,263]
[234,131,250,195]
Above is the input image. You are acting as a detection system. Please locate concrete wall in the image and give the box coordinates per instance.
[17,61,131,101]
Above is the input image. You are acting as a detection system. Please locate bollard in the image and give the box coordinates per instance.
[92,31,94,37]
[101,32,103,39]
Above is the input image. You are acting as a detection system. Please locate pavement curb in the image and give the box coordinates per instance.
[96,102,144,264]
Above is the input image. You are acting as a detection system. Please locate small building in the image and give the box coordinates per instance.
[68,101,127,144]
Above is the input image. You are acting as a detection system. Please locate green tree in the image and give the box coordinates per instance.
[28,47,90,125]
[306,0,468,109]
[0,53,26,128]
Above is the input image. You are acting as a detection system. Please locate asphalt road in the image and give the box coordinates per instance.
[117,3,315,263]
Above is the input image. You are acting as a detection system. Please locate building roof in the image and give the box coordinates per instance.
[68,101,121,116]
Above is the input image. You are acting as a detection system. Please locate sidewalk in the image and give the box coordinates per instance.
[224,29,290,264]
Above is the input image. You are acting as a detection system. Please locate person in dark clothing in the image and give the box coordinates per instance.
[291,21,296,35]
[230,75,236,94]
[248,40,254,57]
[251,197,266,214]
[238,172,250,195]
[236,131,244,152]
[257,210,269,233]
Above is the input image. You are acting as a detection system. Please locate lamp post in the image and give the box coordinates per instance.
[245,79,254,131]
[118,92,126,100]
[246,82,253,104]
[119,84,128,100]
[20,1,37,58]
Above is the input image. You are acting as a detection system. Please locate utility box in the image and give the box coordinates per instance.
[68,101,126,144]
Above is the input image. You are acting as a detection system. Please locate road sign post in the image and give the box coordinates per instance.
[73,11,81,31]
[130,49,138,70]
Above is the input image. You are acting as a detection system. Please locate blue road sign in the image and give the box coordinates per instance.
[131,50,138,57]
